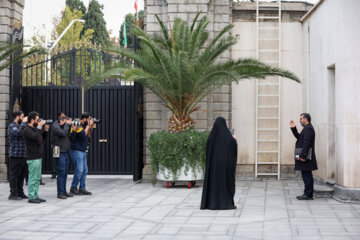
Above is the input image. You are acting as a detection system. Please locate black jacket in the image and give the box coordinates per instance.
[291,123,318,171]
[52,121,71,153]
[23,125,48,160]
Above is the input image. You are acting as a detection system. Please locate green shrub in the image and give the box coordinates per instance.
[148,129,209,185]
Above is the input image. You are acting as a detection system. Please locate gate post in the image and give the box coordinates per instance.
[0,0,25,180]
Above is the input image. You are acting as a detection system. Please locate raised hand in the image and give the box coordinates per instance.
[289,120,296,128]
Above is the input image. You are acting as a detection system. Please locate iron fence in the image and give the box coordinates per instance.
[23,47,132,87]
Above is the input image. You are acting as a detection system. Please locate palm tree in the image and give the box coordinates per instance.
[90,13,300,133]
[0,41,43,72]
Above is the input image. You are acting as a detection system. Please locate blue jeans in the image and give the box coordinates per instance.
[70,150,88,189]
[55,153,69,194]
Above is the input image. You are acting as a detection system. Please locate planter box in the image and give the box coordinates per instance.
[157,165,204,188]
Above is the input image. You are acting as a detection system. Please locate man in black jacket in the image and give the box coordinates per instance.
[290,113,318,200]
[52,115,74,199]
[23,111,49,204]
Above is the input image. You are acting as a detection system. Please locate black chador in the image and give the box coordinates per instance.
[200,117,237,210]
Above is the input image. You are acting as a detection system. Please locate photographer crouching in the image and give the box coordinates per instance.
[23,111,50,204]
[70,113,95,196]
[52,114,74,199]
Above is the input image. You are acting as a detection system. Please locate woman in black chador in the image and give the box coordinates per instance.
[200,117,237,210]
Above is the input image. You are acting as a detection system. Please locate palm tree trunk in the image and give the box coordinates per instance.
[168,114,194,133]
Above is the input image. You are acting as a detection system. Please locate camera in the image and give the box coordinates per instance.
[39,119,53,125]
[91,118,101,124]
[72,120,82,127]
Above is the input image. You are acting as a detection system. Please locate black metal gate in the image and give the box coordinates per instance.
[18,47,144,180]
[22,86,138,175]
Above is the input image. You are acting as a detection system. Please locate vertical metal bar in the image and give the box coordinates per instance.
[278,0,282,180]
[255,0,259,178]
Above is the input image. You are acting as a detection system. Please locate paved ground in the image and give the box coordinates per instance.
[0,176,360,240]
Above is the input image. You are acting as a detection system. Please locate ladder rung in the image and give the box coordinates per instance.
[258,28,279,30]
[259,50,279,52]
[259,39,279,41]
[258,83,279,86]
[257,139,279,142]
[257,162,279,165]
[258,117,279,119]
[257,151,278,153]
[258,128,279,131]
[256,173,279,176]
[258,94,279,97]
[258,16,280,20]
[263,61,279,63]
[257,106,279,108]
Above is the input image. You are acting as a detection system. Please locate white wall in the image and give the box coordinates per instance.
[303,0,360,188]
[232,21,304,166]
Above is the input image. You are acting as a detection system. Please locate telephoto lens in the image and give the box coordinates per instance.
[72,120,82,127]
[39,119,53,125]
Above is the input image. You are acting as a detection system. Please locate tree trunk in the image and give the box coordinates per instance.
[168,114,194,133]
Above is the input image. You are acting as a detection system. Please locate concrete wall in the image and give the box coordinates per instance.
[231,2,311,177]
[302,0,360,188]
[0,0,24,180]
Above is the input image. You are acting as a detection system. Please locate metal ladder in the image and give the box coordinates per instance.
[255,0,282,179]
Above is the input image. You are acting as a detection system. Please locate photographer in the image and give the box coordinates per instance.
[52,114,74,199]
[69,112,94,196]
[50,111,66,179]
[23,111,49,204]
[7,111,28,200]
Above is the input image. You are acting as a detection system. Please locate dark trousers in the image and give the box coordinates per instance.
[9,157,27,196]
[55,153,70,194]
[301,170,314,197]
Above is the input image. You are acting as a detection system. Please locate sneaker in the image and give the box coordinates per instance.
[70,187,83,195]
[51,174,57,179]
[28,199,41,204]
[19,193,28,199]
[79,189,92,195]
[40,180,46,185]
[64,192,73,198]
[57,194,67,199]
[8,195,23,201]
[36,197,46,203]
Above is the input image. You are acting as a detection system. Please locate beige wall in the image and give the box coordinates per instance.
[232,21,305,167]
[302,0,360,188]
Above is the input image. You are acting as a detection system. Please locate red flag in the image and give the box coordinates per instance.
[134,0,138,13]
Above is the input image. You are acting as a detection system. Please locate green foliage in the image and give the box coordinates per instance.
[66,0,86,15]
[148,129,209,185]
[90,13,300,123]
[56,6,94,48]
[119,10,144,48]
[82,0,110,46]
[0,42,44,73]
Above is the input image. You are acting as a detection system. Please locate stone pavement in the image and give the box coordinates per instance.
[0,176,360,240]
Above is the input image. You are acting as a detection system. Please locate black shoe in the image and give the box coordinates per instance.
[70,187,83,195]
[36,197,46,203]
[64,192,73,198]
[79,189,92,195]
[18,193,28,199]
[28,199,41,204]
[8,195,23,201]
[40,180,46,185]
[297,195,313,200]
[51,174,57,179]
[57,194,67,199]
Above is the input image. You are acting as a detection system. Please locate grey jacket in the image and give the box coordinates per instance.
[52,120,71,153]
